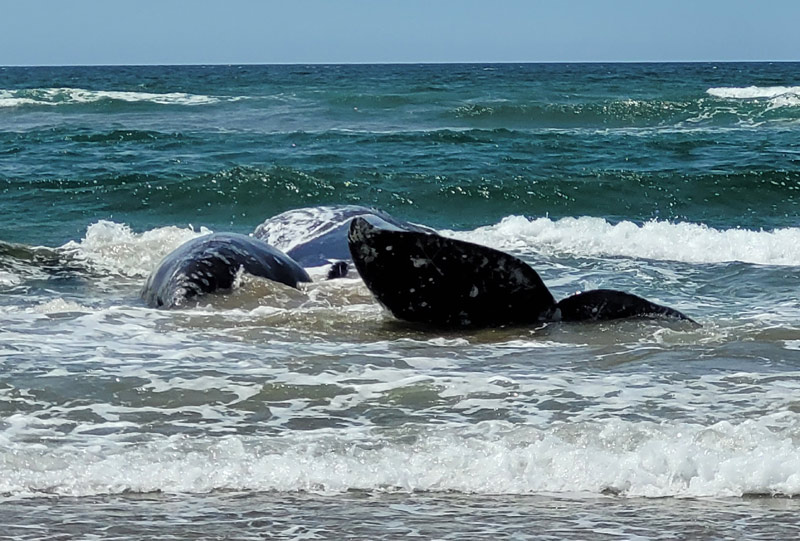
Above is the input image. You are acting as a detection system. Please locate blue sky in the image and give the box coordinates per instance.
[2,0,799,65]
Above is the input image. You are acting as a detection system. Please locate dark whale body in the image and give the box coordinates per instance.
[142,206,426,308]
[253,205,435,267]
[347,215,557,327]
[141,233,310,308]
[556,289,690,322]
[347,216,694,327]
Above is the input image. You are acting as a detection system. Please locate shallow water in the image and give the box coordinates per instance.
[4,492,800,540]
[2,62,800,538]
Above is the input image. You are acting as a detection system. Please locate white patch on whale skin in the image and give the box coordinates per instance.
[358,244,378,264]
[509,268,528,287]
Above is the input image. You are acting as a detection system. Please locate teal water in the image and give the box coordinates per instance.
[2,63,800,539]
[2,63,800,245]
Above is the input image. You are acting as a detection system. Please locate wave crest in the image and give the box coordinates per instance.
[0,87,223,108]
[60,221,211,277]
[43,214,800,282]
[451,216,800,266]
[3,419,800,498]
[707,86,800,108]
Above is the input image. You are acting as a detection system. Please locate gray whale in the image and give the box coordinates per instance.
[142,206,426,308]
[253,205,435,267]
[141,232,310,308]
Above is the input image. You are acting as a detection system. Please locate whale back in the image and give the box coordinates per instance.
[254,205,435,267]
[142,233,310,308]
[348,217,557,328]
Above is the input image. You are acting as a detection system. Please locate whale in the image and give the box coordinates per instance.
[141,232,310,308]
[142,206,429,308]
[253,205,436,267]
[347,216,694,327]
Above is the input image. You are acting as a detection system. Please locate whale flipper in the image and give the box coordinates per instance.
[254,205,436,267]
[142,233,310,308]
[347,216,557,327]
[326,260,349,279]
[555,289,695,323]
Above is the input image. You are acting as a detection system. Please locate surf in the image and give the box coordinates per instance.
[0,87,225,108]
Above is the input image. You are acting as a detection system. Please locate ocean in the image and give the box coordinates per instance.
[2,62,800,539]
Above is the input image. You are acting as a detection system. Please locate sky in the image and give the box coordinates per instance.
[1,0,799,66]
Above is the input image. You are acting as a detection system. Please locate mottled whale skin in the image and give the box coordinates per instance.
[555,289,691,322]
[347,217,694,327]
[253,205,436,267]
[142,206,427,308]
[142,233,310,308]
[347,216,557,327]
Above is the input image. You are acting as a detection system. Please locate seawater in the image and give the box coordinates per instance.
[2,63,800,539]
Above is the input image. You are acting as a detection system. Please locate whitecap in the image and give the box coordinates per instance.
[0,270,21,287]
[0,87,225,108]
[707,86,800,100]
[60,220,211,277]
[447,216,800,266]
[707,86,800,108]
[28,299,88,314]
[3,418,800,498]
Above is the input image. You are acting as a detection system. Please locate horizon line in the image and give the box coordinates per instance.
[2,59,799,68]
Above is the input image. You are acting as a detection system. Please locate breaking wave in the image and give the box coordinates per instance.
[451,216,800,266]
[3,418,800,498]
[59,221,211,277]
[707,86,800,108]
[0,87,227,108]
[42,213,800,288]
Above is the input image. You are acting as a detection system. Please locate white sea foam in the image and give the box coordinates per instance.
[0,87,224,108]
[450,216,800,266]
[2,291,799,500]
[0,270,21,287]
[707,86,800,108]
[60,220,211,277]
[2,418,800,498]
[28,299,88,314]
[707,86,800,100]
[52,216,800,281]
